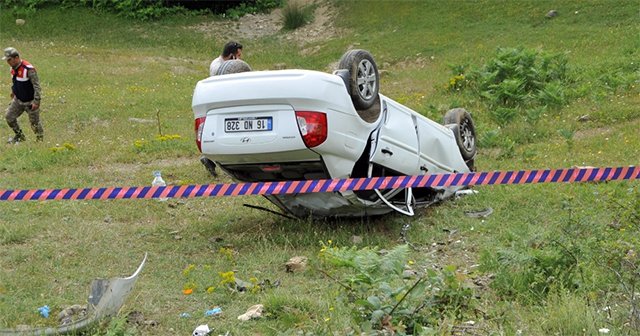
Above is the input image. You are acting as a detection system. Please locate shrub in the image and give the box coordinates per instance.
[448,47,572,111]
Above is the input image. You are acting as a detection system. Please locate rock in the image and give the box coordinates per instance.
[285,256,307,273]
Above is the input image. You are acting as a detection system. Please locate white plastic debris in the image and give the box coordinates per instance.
[455,189,479,198]
[192,324,211,336]
[598,328,610,334]
[237,304,264,321]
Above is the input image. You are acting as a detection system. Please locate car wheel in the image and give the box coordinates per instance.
[444,108,477,161]
[338,49,379,110]
[215,59,252,76]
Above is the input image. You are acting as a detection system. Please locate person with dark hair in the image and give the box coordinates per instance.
[201,41,248,177]
[3,47,44,143]
[209,41,243,77]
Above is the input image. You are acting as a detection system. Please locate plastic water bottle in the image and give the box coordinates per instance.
[152,170,168,201]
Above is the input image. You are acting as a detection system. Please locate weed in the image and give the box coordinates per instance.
[319,242,475,333]
[490,107,518,127]
[558,128,575,151]
[478,129,501,148]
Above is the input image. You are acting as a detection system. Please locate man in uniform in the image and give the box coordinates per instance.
[3,47,44,143]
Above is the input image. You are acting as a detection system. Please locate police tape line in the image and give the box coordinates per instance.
[0,166,638,202]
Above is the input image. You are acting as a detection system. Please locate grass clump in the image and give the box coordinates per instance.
[281,0,312,30]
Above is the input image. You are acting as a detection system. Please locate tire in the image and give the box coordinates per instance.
[337,49,379,110]
[215,59,252,76]
[444,108,477,161]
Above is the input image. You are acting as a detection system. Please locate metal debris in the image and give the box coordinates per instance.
[0,254,147,336]
[464,207,494,218]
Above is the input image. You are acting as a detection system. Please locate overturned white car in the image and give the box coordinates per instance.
[192,50,477,218]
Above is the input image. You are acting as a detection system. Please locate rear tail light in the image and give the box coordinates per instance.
[295,111,327,148]
[195,116,206,152]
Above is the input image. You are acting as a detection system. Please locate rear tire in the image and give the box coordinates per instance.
[338,49,379,110]
[444,108,477,161]
[215,59,252,76]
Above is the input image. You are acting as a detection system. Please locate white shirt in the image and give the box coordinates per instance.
[209,56,224,77]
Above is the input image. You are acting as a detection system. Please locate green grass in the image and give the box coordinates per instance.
[1,0,639,334]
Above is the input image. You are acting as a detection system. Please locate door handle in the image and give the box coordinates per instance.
[381,148,393,156]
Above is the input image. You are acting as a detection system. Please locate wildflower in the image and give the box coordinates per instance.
[219,271,235,285]
[182,288,193,295]
[182,264,196,277]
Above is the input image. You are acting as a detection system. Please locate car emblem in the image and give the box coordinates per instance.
[241,137,250,143]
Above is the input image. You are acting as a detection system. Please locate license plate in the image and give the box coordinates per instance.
[224,117,273,133]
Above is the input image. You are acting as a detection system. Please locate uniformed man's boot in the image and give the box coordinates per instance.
[7,130,26,144]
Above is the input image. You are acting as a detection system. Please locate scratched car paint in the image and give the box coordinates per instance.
[192,50,477,218]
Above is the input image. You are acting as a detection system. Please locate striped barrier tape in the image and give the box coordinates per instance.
[0,166,637,202]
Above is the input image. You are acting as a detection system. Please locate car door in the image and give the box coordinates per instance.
[368,97,420,175]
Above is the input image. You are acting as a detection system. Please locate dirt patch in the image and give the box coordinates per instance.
[189,0,345,52]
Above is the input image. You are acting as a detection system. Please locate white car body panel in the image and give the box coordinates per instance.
[192,69,473,218]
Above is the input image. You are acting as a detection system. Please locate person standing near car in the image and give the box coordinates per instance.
[200,41,245,177]
[3,47,44,143]
[209,41,243,77]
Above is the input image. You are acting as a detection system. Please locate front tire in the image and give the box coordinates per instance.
[338,49,379,110]
[444,108,477,161]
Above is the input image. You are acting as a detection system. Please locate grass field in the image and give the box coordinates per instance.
[0,0,638,335]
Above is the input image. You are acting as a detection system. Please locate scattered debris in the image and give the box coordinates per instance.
[192,324,211,336]
[58,304,87,325]
[464,207,494,218]
[546,10,558,18]
[15,19,25,25]
[0,254,147,336]
[180,312,191,318]
[577,114,590,122]
[285,256,308,273]
[234,277,254,292]
[237,304,264,321]
[124,305,157,326]
[257,278,281,290]
[204,307,222,317]
[455,189,479,198]
[37,305,50,318]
